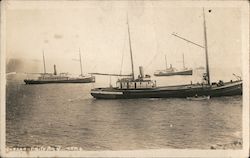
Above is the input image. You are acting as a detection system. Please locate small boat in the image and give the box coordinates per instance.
[24,50,95,84]
[186,95,210,101]
[154,54,193,76]
[90,9,242,99]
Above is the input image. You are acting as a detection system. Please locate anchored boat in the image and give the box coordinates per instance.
[154,54,193,76]
[90,9,242,99]
[24,50,95,84]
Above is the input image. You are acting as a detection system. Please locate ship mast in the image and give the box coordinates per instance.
[171,9,211,85]
[79,48,83,76]
[203,8,210,85]
[42,50,46,74]
[127,14,135,80]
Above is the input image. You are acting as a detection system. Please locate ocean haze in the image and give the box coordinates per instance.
[5,2,241,78]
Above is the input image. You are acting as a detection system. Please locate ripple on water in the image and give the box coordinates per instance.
[6,83,242,150]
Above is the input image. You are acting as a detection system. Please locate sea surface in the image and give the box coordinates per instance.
[6,72,242,150]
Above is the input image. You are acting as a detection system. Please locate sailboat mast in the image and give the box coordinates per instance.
[127,15,135,80]
[165,55,168,70]
[203,8,210,85]
[42,50,46,74]
[79,48,83,76]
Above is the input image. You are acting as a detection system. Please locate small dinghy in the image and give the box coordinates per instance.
[186,95,210,101]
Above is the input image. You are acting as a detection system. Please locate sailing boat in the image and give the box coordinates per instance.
[90,10,242,99]
[154,53,193,76]
[24,50,95,84]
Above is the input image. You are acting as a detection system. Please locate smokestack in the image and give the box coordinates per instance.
[53,64,57,75]
[139,66,144,78]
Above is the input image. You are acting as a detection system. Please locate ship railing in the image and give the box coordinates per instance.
[116,80,156,89]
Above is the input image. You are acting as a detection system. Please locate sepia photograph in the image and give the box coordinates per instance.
[1,0,249,157]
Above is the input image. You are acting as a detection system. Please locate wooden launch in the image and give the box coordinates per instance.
[90,9,242,99]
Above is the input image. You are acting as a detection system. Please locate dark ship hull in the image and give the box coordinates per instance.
[91,80,242,99]
[154,69,193,76]
[24,76,95,84]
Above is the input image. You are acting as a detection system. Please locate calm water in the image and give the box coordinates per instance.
[6,79,242,150]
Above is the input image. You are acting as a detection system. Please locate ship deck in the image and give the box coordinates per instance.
[91,80,242,92]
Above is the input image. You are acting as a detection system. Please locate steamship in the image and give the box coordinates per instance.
[24,51,95,84]
[154,54,193,76]
[90,10,242,99]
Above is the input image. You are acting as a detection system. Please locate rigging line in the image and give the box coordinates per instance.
[172,33,205,49]
[145,51,161,70]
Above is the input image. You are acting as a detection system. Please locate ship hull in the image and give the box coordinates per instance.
[91,80,242,99]
[154,69,193,76]
[24,76,95,84]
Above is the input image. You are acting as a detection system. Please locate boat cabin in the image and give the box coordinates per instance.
[116,78,156,89]
[38,73,69,80]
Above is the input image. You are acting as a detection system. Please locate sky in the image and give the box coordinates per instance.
[5,1,243,81]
